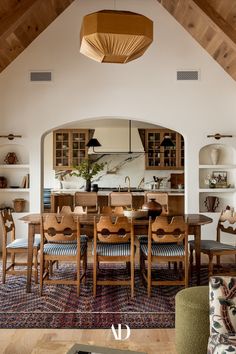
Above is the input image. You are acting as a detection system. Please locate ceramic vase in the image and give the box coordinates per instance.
[204,196,219,212]
[85,180,91,192]
[210,147,220,165]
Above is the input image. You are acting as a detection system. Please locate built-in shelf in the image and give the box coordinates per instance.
[0,188,30,192]
[199,144,236,213]
[0,164,30,169]
[199,164,236,169]
[199,188,236,193]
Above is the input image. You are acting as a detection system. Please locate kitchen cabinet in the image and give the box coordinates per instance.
[145,129,184,170]
[53,129,89,170]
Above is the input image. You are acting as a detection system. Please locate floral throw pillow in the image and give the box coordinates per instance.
[208,334,236,354]
[209,277,236,335]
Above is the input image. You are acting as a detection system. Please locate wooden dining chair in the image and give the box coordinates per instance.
[93,215,135,297]
[74,192,98,213]
[189,210,236,277]
[144,192,169,215]
[40,214,87,295]
[60,205,87,215]
[140,216,189,297]
[0,209,40,283]
[108,192,132,208]
[101,206,124,216]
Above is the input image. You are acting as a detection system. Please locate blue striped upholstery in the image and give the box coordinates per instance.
[140,243,185,257]
[6,235,41,249]
[137,235,148,243]
[43,242,87,256]
[189,239,236,251]
[92,242,135,257]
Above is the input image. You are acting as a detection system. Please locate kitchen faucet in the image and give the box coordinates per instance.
[125,176,131,192]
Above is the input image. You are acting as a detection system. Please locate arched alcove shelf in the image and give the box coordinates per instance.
[0,144,30,212]
[198,143,236,213]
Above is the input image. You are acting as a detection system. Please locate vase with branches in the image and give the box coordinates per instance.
[71,159,105,191]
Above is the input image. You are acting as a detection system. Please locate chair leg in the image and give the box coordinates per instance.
[130,260,134,298]
[189,246,194,277]
[82,251,87,285]
[39,254,44,296]
[33,249,38,284]
[147,258,151,297]
[2,249,7,284]
[77,259,81,296]
[93,257,97,297]
[11,253,15,270]
[185,260,189,288]
[208,254,214,277]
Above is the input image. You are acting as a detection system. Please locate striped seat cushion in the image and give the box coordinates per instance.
[137,235,148,243]
[6,235,41,249]
[43,242,87,256]
[140,243,185,257]
[63,235,88,244]
[92,242,136,257]
[189,239,236,251]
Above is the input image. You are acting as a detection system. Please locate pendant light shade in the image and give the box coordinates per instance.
[80,10,153,64]
[160,135,175,148]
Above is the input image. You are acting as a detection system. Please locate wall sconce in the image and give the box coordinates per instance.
[207,133,233,140]
[0,134,22,140]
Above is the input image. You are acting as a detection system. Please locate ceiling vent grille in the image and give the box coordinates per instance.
[177,70,199,81]
[30,71,52,82]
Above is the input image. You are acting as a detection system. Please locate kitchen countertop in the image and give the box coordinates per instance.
[52,188,185,196]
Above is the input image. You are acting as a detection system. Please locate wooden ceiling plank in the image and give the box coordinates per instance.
[190,0,236,50]
[207,0,235,20]
[0,0,39,41]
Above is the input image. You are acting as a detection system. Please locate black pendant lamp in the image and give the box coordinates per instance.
[86,138,101,152]
[160,135,175,148]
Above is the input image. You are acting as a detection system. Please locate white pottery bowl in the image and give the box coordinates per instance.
[123,209,148,219]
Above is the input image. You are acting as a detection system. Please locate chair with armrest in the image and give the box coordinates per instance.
[101,206,124,216]
[40,214,87,295]
[92,215,135,297]
[0,209,40,283]
[140,215,189,297]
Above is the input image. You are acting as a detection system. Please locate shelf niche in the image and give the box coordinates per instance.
[199,143,236,213]
[0,144,29,212]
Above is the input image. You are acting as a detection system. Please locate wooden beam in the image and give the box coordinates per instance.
[190,0,236,50]
[0,0,39,41]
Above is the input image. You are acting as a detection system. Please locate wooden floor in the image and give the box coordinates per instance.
[0,328,176,354]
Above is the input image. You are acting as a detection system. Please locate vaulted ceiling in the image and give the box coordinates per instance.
[1,0,236,81]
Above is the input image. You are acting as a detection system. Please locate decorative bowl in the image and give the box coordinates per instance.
[123,209,148,219]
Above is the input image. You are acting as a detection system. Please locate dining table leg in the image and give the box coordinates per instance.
[26,224,35,293]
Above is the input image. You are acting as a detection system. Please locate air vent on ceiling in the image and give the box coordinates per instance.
[177,70,199,81]
[30,71,52,82]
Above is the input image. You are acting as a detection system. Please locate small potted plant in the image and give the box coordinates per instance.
[71,159,105,191]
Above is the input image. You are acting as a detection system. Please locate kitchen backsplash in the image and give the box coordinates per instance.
[52,153,183,190]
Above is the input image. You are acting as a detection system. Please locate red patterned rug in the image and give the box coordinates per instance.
[0,263,207,329]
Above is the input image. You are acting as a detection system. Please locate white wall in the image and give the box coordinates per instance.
[0,0,236,236]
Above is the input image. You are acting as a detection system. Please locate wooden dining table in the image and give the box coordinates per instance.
[19,213,213,293]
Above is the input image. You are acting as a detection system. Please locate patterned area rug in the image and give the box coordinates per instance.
[0,263,207,329]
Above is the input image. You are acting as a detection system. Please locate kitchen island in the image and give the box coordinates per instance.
[50,188,184,215]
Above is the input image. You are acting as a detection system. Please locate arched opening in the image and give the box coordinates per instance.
[41,117,185,214]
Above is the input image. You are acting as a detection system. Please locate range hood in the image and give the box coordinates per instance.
[87,121,145,154]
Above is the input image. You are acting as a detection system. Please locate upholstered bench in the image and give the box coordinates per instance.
[175,286,210,354]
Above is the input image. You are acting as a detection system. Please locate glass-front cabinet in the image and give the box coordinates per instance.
[145,129,184,170]
[53,129,89,170]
